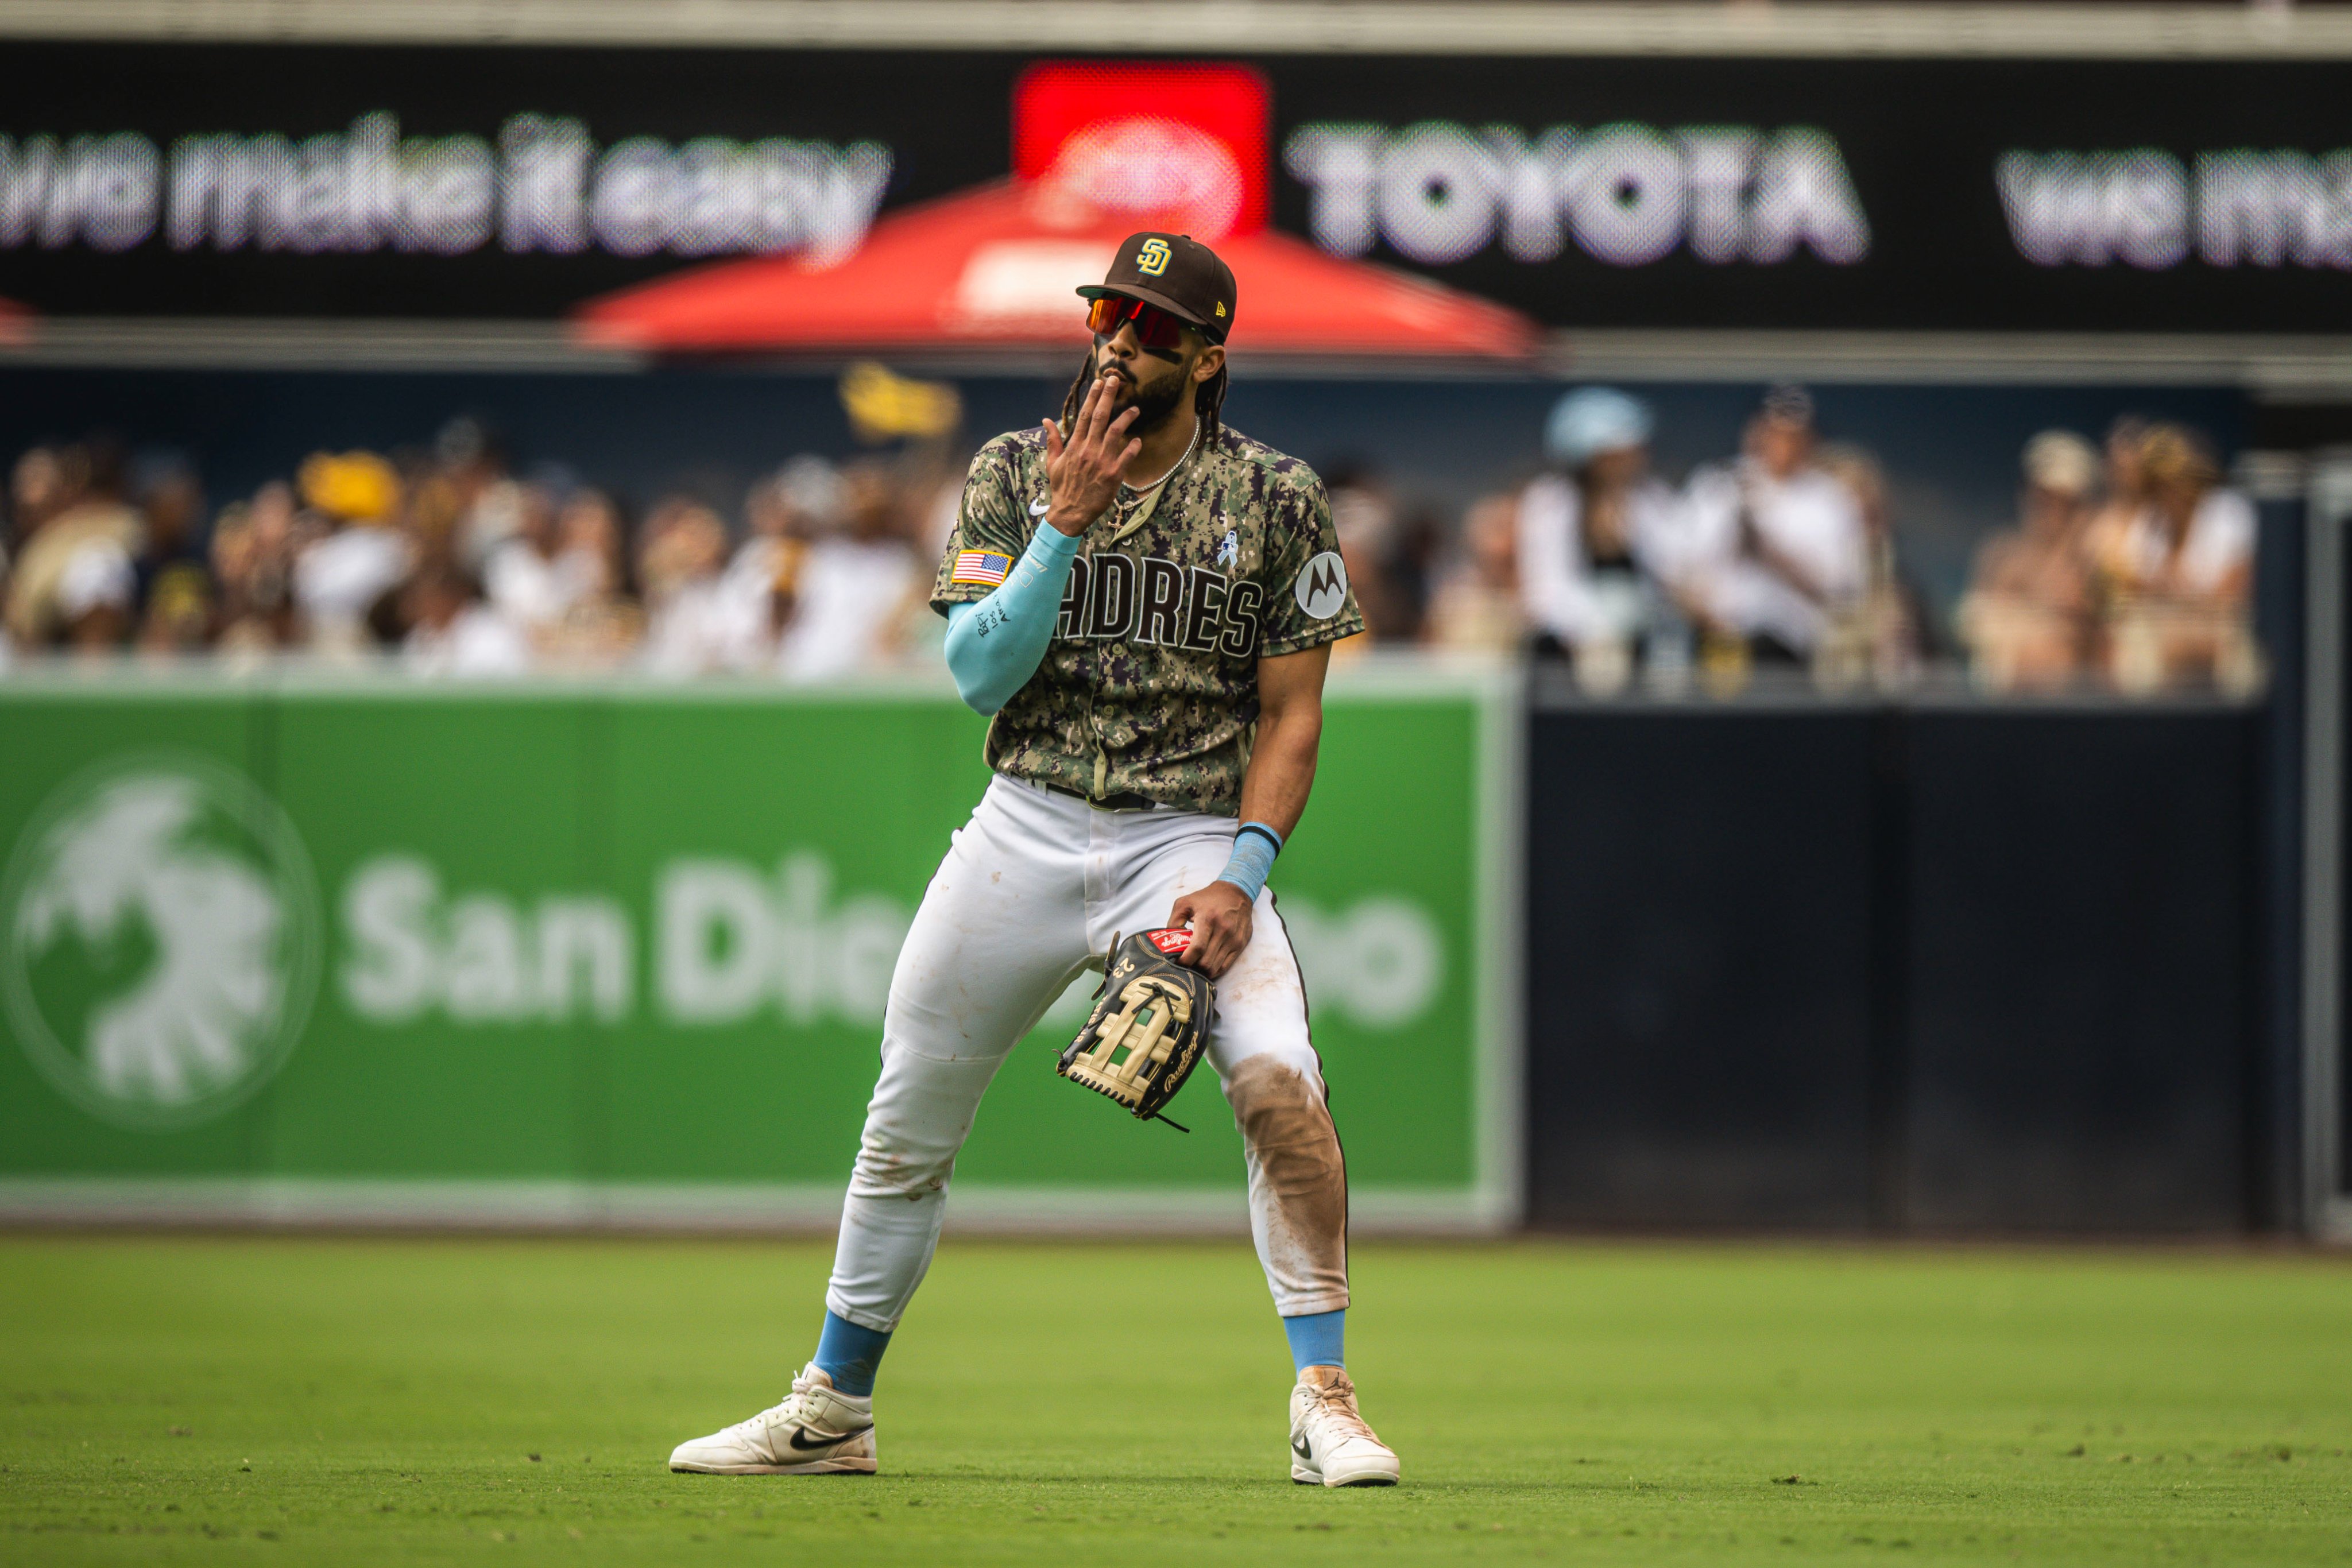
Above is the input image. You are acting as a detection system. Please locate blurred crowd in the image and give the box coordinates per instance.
[1954,419,2260,696]
[1396,385,2256,697]
[1377,383,1925,694]
[0,419,961,680]
[0,387,2257,696]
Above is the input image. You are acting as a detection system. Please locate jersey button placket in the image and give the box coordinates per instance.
[1082,521,1104,801]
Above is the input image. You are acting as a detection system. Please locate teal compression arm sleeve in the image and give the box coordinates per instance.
[943,525,1082,715]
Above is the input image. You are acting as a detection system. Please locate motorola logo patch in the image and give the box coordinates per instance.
[1294,551,1349,620]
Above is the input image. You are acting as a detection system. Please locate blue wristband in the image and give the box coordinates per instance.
[1214,821,1283,902]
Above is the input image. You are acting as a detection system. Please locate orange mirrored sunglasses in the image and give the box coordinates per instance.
[1085,295,1191,353]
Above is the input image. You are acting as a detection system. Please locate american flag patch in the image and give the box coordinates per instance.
[951,550,1012,586]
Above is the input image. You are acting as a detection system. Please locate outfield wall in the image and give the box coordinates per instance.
[0,666,1521,1233]
[0,660,2311,1237]
[1522,692,2272,1237]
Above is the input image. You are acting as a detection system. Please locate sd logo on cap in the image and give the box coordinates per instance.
[1078,231,1237,344]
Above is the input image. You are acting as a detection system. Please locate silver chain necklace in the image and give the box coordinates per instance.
[1121,413,1200,498]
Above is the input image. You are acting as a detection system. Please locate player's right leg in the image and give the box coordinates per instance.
[826,779,1095,1335]
[671,777,1092,1476]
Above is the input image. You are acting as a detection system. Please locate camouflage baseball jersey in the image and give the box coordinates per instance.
[931,421,1364,816]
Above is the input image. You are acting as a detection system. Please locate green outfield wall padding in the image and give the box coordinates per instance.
[0,679,1506,1223]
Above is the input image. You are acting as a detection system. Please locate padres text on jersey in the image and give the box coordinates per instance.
[931,424,1365,815]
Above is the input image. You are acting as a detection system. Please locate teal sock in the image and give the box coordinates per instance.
[1282,1308,1344,1373]
[812,1310,891,1397]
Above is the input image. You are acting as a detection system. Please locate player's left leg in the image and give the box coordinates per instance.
[1104,812,1401,1488]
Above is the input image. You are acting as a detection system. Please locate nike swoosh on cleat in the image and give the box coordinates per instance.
[1292,1437,1314,1462]
[788,1426,872,1451]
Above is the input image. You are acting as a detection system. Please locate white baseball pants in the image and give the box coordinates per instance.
[823,774,1350,1331]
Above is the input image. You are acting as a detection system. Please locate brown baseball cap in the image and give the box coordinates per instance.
[1077,232,1237,344]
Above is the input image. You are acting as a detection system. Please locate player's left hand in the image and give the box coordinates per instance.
[1168,881,1254,978]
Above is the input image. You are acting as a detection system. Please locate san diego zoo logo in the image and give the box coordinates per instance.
[2,754,322,1129]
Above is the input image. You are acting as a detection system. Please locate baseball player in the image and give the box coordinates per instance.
[668,233,1398,1488]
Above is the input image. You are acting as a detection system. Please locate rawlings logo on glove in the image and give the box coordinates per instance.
[1057,928,1213,1132]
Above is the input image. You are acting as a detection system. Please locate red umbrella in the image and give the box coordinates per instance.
[574,179,1536,360]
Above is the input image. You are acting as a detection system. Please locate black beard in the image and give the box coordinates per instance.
[1118,372,1189,433]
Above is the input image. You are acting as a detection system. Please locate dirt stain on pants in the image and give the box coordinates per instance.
[1224,1054,1349,1314]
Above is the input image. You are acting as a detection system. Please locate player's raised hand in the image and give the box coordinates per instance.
[1040,373,1140,537]
[1168,880,1254,978]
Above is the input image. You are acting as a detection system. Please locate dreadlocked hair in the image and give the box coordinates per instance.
[1056,343,1228,451]
[1195,359,1228,449]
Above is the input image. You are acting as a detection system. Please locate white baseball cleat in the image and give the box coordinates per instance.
[668,1363,877,1476]
[1289,1365,1401,1487]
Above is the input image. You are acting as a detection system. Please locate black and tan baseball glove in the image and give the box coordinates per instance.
[1057,928,1213,1132]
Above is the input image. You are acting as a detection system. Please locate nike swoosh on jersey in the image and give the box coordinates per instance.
[1028,498,1050,516]
[788,1425,873,1451]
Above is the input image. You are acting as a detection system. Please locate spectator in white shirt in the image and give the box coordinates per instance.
[715,455,842,670]
[290,451,412,658]
[52,532,137,651]
[6,444,143,653]
[638,497,759,677]
[1680,384,1868,661]
[399,564,531,677]
[4,441,145,654]
[482,475,579,638]
[2093,425,2253,602]
[775,460,919,682]
[1515,387,1691,688]
[2085,423,2257,694]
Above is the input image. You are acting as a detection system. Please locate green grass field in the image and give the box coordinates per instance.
[3,1235,2347,1566]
